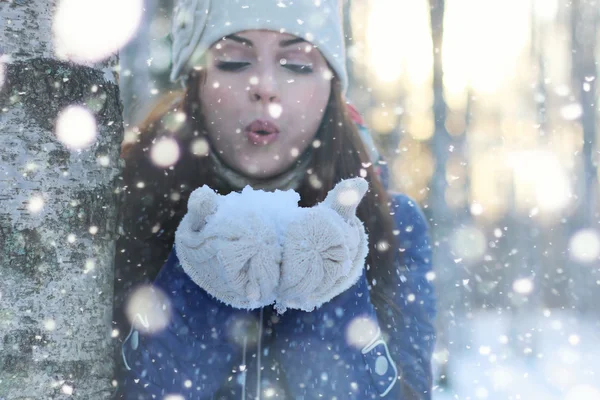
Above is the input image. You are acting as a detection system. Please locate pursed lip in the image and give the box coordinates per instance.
[244,119,280,134]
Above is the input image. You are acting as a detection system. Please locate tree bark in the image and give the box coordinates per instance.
[0,1,123,397]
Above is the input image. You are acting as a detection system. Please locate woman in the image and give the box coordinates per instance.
[114,0,436,398]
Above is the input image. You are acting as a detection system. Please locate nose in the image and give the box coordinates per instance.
[248,69,280,104]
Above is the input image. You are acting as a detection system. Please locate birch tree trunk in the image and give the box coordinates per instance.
[0,1,123,397]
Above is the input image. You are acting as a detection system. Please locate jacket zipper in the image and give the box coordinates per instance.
[241,307,263,400]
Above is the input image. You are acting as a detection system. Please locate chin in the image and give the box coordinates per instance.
[240,162,288,180]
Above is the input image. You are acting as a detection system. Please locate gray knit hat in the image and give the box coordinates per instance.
[170,0,348,92]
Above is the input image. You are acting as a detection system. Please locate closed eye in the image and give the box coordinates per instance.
[284,64,313,74]
[215,61,313,74]
[215,61,251,72]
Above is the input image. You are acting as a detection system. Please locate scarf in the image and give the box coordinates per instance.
[208,146,313,192]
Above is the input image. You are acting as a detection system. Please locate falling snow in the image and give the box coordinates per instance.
[3,0,600,398]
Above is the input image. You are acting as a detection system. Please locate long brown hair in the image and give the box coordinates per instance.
[114,71,400,333]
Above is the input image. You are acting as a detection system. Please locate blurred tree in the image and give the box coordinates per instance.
[119,0,156,126]
[0,0,123,398]
[529,0,569,310]
[570,0,598,314]
[426,0,456,389]
[119,0,175,127]
[343,0,356,90]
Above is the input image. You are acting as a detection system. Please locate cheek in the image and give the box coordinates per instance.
[201,76,245,120]
[288,79,330,123]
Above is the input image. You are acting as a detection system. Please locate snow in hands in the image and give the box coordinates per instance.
[174,177,370,313]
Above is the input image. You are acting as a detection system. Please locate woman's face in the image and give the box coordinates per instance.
[199,30,332,179]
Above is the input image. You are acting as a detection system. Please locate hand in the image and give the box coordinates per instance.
[175,185,282,309]
[275,178,370,313]
[174,178,370,313]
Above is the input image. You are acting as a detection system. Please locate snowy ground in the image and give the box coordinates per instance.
[430,311,600,400]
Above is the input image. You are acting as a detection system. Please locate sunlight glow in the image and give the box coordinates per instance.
[508,150,571,213]
[533,0,559,22]
[365,0,432,84]
[443,0,530,94]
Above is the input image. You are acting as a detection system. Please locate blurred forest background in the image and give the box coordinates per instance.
[119,0,600,398]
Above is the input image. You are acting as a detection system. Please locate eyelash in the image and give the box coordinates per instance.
[284,64,314,74]
[215,61,250,71]
[215,61,314,74]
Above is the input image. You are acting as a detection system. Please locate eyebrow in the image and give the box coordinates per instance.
[224,34,253,47]
[223,34,309,48]
[280,37,308,47]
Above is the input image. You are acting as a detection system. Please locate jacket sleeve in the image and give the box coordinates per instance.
[379,193,437,399]
[117,247,251,399]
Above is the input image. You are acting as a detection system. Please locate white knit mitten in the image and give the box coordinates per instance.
[174,185,299,309]
[275,178,370,313]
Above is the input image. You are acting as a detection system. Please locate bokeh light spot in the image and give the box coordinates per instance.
[512,278,534,294]
[191,138,210,157]
[44,319,57,331]
[337,188,361,207]
[61,384,74,395]
[56,105,97,150]
[569,229,600,263]
[268,103,283,119]
[450,225,486,263]
[151,137,180,167]
[125,285,172,334]
[53,0,143,63]
[346,317,378,349]
[560,103,583,121]
[0,54,8,91]
[28,196,44,214]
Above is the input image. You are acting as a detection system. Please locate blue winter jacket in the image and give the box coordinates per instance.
[117,163,437,399]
